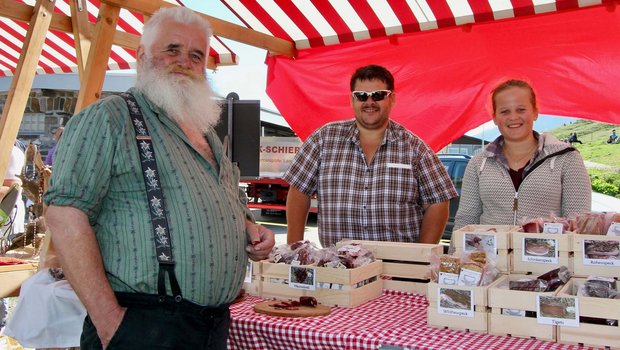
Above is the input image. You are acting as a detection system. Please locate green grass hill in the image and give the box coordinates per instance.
[547,120,619,168]
[547,120,620,198]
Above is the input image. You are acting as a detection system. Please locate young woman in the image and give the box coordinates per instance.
[453,79,591,231]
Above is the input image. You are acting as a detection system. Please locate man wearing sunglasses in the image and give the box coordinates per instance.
[284,64,457,247]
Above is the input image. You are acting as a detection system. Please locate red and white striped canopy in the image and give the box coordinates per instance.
[222,0,620,150]
[0,0,237,77]
[221,0,604,50]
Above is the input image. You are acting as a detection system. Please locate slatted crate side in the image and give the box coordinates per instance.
[337,240,442,262]
[556,278,620,350]
[243,260,262,296]
[0,263,37,298]
[487,274,558,341]
[382,261,429,278]
[336,240,441,294]
[259,260,384,307]
[381,258,433,296]
[511,232,573,274]
[260,260,383,286]
[426,281,495,332]
[383,279,428,295]
[426,305,488,333]
[572,234,620,279]
[260,277,383,308]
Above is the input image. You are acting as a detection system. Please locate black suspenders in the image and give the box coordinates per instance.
[121,92,182,302]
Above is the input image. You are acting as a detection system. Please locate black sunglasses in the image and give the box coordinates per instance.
[351,90,392,102]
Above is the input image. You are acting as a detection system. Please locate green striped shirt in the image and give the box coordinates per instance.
[44,88,250,306]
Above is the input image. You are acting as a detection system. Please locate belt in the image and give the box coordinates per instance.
[115,292,230,318]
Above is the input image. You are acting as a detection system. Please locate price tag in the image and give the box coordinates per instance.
[537,295,579,327]
[607,222,620,236]
[543,222,564,234]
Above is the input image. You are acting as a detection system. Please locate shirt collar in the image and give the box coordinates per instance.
[348,119,399,145]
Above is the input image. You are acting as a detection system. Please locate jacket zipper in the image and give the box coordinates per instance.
[511,147,576,225]
[512,191,519,225]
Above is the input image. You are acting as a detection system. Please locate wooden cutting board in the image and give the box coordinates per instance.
[254,300,331,317]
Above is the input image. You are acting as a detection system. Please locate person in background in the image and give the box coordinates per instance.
[454,79,591,234]
[44,126,64,166]
[0,140,26,333]
[284,64,457,247]
[44,7,274,349]
[607,129,617,144]
[568,132,583,145]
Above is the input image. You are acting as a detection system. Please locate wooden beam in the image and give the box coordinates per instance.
[100,0,296,57]
[0,0,55,179]
[70,0,92,79]
[74,3,120,112]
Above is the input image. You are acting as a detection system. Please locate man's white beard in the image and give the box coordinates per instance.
[135,61,221,133]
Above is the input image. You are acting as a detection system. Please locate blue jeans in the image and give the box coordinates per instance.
[81,293,230,349]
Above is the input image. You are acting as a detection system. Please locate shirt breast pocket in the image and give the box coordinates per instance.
[381,165,417,205]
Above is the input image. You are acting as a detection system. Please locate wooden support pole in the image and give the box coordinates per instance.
[0,0,56,180]
[70,0,92,80]
[74,3,120,113]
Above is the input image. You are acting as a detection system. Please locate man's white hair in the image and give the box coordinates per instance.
[140,7,212,55]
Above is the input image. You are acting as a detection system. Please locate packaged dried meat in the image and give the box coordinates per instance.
[509,278,548,292]
[537,266,571,292]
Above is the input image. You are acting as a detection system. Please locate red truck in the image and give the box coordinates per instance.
[240,136,318,214]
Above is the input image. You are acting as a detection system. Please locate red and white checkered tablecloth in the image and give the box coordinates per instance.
[228,290,603,350]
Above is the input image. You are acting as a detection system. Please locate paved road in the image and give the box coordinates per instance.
[592,192,620,212]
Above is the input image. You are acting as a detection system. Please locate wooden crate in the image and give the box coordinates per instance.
[243,260,262,296]
[452,225,521,273]
[0,263,37,298]
[556,277,620,349]
[487,274,559,341]
[572,234,620,279]
[511,232,573,274]
[260,260,383,307]
[426,279,500,333]
[338,240,442,295]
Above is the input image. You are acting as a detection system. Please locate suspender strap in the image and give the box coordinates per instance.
[120,92,182,301]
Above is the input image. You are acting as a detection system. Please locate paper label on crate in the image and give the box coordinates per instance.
[536,295,579,327]
[522,237,558,264]
[502,308,526,317]
[463,232,497,259]
[438,272,459,285]
[437,287,474,318]
[582,240,620,266]
[272,253,284,263]
[607,223,620,236]
[317,282,331,289]
[543,222,564,234]
[288,266,316,291]
[244,261,253,284]
[457,268,482,286]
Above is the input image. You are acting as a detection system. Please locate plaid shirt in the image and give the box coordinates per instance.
[284,120,457,247]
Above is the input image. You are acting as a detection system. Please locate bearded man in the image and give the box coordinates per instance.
[44,7,274,350]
